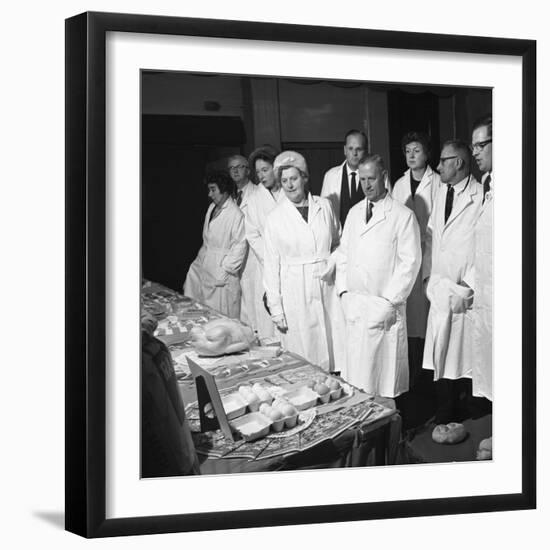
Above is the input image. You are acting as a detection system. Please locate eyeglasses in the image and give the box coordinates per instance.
[470,139,492,153]
[229,164,247,171]
[439,156,457,163]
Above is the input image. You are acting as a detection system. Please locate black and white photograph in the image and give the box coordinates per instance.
[140,70,495,478]
[62,12,535,537]
[38,4,540,543]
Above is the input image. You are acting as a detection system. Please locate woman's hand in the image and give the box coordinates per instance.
[272,313,288,333]
[214,271,230,287]
[317,258,336,282]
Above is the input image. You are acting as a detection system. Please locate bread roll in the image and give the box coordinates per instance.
[190,319,257,356]
[476,436,492,460]
[432,422,467,444]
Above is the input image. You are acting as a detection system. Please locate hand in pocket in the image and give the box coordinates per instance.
[366,296,396,330]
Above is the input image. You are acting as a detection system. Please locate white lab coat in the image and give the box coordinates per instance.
[263,194,346,371]
[422,175,483,381]
[237,182,261,329]
[321,161,349,222]
[183,198,247,318]
[392,166,441,338]
[471,174,493,400]
[242,184,286,339]
[335,193,421,397]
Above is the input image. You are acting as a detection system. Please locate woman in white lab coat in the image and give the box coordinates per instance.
[263,151,345,371]
[392,132,441,340]
[241,146,285,340]
[392,132,440,387]
[183,171,247,318]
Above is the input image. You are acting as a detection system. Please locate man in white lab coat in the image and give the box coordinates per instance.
[469,114,494,412]
[321,130,368,226]
[336,154,421,398]
[227,155,257,330]
[422,140,482,423]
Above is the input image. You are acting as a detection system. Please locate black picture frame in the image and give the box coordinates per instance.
[65,11,536,538]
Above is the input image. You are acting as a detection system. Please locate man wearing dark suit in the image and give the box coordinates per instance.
[321,129,368,226]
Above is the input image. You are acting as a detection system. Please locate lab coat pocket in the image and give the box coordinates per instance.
[449,283,474,314]
[365,295,394,330]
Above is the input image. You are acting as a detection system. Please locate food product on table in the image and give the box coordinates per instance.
[238,385,254,397]
[314,382,330,396]
[432,423,468,444]
[190,318,257,356]
[268,408,283,421]
[476,437,492,460]
[256,390,272,403]
[246,393,260,411]
[328,379,341,391]
[259,403,272,415]
[272,398,289,409]
[281,404,297,417]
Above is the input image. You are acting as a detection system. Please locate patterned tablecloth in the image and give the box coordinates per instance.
[142,280,398,464]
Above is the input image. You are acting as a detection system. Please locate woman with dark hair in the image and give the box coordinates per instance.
[239,145,286,340]
[263,151,345,371]
[392,132,441,383]
[183,171,247,318]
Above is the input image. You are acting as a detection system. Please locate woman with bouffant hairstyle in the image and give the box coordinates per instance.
[392,132,441,385]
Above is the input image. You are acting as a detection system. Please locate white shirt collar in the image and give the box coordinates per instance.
[449,175,471,196]
[346,164,358,178]
[367,191,388,210]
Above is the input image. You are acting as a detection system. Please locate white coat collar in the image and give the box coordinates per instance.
[237,181,254,208]
[242,180,254,196]
[417,165,436,193]
[481,172,494,207]
[444,175,480,228]
[359,192,393,235]
[256,182,284,205]
[219,196,235,211]
[400,165,435,195]
[280,193,320,224]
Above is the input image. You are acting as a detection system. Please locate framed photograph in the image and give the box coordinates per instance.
[65,11,536,538]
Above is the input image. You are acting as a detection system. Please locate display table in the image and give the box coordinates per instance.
[142,280,401,473]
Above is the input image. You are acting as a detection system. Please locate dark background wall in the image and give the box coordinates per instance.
[141,72,491,290]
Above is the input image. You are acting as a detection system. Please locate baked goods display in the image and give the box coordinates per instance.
[190,318,257,356]
[431,422,468,444]
[476,436,492,460]
[203,376,351,441]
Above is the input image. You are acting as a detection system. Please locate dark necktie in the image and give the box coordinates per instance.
[350,171,364,206]
[236,190,243,206]
[444,184,454,224]
[366,201,373,223]
[340,170,352,225]
[483,174,491,204]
